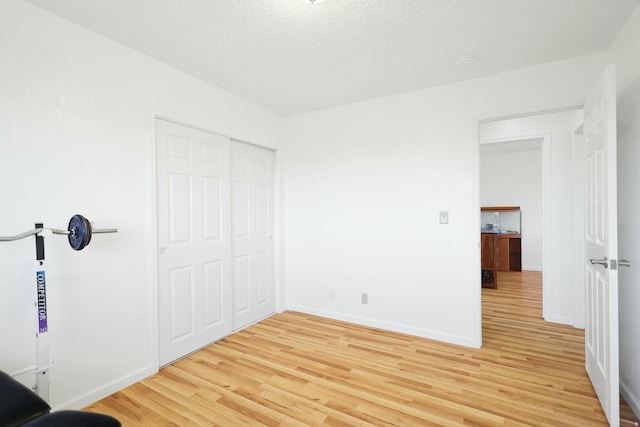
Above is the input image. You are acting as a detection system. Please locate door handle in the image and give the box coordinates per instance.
[589,257,608,268]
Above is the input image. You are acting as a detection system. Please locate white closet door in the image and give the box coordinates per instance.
[156,119,232,366]
[231,140,275,330]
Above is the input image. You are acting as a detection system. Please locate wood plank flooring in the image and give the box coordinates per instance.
[86,271,612,426]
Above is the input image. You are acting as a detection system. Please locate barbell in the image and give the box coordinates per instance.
[0,214,117,250]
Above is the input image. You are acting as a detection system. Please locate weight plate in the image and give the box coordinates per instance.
[83,215,92,247]
[68,214,92,251]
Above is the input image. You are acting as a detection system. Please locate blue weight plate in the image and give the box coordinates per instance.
[68,214,92,250]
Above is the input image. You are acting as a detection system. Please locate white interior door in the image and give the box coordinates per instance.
[156,118,232,366]
[584,65,619,426]
[231,140,275,330]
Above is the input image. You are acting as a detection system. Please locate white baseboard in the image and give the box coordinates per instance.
[53,364,157,411]
[287,304,480,349]
[522,266,543,272]
[621,379,640,422]
[543,314,573,326]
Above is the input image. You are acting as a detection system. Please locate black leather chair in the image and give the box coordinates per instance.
[0,370,120,427]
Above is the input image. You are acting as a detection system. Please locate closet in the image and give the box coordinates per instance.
[155,118,275,366]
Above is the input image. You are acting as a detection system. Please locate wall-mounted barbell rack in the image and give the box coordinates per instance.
[0,214,117,401]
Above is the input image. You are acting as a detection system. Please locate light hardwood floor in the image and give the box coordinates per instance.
[87,271,614,426]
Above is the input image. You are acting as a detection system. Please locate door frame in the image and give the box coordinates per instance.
[477,105,592,332]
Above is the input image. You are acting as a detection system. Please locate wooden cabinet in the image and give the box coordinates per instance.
[497,236,509,272]
[508,237,522,271]
[481,233,497,269]
[481,207,522,287]
[481,233,498,288]
[482,233,522,288]
[498,235,522,272]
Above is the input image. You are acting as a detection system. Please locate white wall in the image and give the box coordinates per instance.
[480,144,543,271]
[284,53,608,348]
[0,0,283,410]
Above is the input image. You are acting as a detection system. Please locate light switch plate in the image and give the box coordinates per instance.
[439,210,449,224]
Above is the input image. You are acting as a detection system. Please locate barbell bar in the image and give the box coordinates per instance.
[0,214,117,251]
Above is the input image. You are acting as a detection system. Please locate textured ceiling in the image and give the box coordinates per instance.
[26,0,640,116]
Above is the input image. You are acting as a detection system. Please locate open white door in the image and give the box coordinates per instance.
[584,65,619,426]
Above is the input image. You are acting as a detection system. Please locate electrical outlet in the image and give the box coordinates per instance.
[439,210,449,224]
[361,293,368,304]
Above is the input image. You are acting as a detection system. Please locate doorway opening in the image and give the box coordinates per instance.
[480,138,543,285]
[478,108,584,328]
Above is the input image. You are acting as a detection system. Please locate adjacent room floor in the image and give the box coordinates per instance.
[87,272,624,425]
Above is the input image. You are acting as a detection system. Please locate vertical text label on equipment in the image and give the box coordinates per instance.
[36,271,47,333]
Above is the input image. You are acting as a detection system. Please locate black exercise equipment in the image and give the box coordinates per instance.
[0,370,120,427]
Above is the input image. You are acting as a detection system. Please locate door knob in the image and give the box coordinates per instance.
[589,257,608,268]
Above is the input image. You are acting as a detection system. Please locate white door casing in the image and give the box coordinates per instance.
[156,119,232,366]
[231,140,276,330]
[583,65,619,426]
